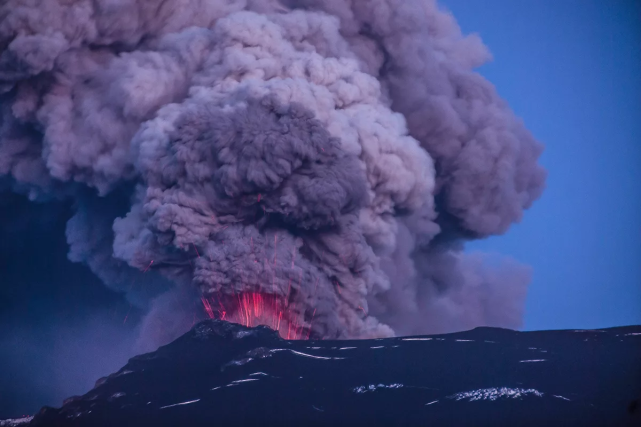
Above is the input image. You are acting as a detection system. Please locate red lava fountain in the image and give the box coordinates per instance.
[201,292,314,340]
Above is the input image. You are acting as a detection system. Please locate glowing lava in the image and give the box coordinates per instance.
[201,292,312,340]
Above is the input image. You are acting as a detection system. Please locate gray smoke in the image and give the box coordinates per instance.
[0,0,545,344]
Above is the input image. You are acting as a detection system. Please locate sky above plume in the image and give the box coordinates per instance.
[441,0,641,330]
[0,0,639,420]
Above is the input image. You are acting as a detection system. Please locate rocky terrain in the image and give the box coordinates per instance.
[20,321,641,426]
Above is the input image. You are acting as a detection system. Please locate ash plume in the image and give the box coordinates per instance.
[0,0,545,345]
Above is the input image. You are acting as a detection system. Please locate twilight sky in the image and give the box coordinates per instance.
[441,0,641,330]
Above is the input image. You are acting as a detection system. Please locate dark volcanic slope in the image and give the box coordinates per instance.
[30,321,641,427]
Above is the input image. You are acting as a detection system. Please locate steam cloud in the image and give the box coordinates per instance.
[0,0,545,345]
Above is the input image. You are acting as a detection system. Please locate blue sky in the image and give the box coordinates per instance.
[440,0,641,330]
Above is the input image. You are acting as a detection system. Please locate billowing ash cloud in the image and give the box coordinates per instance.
[0,0,545,344]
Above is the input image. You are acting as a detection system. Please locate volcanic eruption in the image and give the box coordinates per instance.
[0,0,545,347]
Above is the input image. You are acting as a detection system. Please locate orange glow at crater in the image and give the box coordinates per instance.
[201,292,312,340]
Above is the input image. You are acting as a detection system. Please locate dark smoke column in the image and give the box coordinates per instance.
[0,0,545,345]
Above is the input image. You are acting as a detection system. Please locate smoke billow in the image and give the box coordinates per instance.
[0,0,545,345]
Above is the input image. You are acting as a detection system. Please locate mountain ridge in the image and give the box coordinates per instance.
[24,320,641,426]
